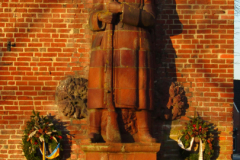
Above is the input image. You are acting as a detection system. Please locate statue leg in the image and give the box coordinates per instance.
[136,110,156,143]
[88,109,102,142]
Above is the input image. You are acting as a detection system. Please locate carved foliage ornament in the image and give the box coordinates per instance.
[56,77,88,119]
[156,81,186,120]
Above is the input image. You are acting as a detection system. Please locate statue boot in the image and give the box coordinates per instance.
[88,109,102,142]
[136,110,156,143]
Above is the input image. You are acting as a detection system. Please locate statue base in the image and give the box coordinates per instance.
[81,143,161,160]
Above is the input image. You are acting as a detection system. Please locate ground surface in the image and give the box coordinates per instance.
[233,154,240,160]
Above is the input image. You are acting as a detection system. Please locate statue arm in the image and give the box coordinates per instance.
[89,11,106,31]
[121,0,155,27]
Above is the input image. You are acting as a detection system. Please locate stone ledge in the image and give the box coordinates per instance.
[81,143,161,152]
[81,143,161,160]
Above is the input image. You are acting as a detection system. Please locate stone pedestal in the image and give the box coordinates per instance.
[81,143,161,160]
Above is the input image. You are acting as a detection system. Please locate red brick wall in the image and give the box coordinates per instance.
[0,0,234,159]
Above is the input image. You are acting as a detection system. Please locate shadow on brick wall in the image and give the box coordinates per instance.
[152,0,185,159]
[50,115,72,160]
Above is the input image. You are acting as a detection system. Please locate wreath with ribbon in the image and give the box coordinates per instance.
[22,110,63,160]
[178,115,215,160]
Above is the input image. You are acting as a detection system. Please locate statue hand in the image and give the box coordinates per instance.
[98,12,113,24]
[107,2,122,14]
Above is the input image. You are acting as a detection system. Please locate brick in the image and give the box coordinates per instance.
[22,77,37,80]
[19,86,34,90]
[1,130,16,134]
[29,82,44,85]
[19,101,33,105]
[4,86,18,90]
[220,93,233,98]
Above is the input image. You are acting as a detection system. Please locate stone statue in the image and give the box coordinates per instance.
[87,0,156,143]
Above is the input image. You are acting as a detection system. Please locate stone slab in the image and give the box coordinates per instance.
[81,143,161,160]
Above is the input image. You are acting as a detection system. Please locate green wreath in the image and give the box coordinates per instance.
[178,115,216,160]
[22,110,63,160]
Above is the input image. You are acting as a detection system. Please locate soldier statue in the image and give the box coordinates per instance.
[87,0,156,143]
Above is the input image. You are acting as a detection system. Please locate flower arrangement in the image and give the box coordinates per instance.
[22,110,63,160]
[178,115,215,160]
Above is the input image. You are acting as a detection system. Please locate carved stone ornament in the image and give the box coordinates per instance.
[101,109,138,142]
[119,109,137,135]
[56,77,88,119]
[156,80,186,120]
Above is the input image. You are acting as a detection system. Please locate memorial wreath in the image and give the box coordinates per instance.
[22,110,63,160]
[178,115,215,160]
